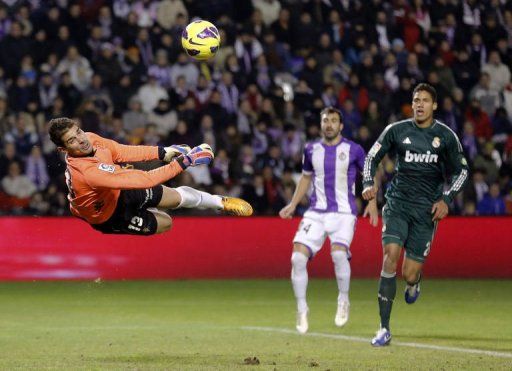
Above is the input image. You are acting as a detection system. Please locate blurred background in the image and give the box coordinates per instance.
[0,0,510,218]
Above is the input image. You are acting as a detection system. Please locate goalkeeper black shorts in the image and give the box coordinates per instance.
[91,185,164,235]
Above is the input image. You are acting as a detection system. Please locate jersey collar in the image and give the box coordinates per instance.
[412,118,437,129]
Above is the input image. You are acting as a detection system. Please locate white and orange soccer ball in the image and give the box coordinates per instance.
[181,20,221,61]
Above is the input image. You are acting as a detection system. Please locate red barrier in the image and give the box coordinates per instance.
[0,216,511,280]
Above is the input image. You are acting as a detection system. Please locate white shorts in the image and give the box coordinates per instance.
[293,210,357,258]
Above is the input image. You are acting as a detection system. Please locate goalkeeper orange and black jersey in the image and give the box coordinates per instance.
[64,132,183,224]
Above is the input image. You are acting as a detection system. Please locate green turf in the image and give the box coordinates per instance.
[0,279,511,370]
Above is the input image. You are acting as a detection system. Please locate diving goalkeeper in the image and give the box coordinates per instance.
[48,117,253,235]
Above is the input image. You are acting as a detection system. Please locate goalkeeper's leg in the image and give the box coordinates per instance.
[157,186,222,209]
[158,186,253,216]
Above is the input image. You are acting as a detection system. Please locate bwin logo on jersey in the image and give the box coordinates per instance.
[404,150,439,163]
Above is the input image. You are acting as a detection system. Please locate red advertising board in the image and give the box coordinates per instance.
[0,217,511,280]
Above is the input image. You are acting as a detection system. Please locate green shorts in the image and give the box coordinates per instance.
[381,198,438,263]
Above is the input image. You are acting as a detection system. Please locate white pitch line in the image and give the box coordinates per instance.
[241,326,512,359]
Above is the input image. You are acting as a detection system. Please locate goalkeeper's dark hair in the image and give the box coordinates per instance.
[320,106,343,122]
[412,83,437,102]
[48,117,78,147]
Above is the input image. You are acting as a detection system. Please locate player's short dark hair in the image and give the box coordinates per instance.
[320,106,343,122]
[48,117,78,147]
[412,83,437,102]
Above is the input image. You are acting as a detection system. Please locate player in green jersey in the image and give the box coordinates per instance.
[362,83,469,346]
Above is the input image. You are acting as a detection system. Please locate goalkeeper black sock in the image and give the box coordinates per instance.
[378,271,396,331]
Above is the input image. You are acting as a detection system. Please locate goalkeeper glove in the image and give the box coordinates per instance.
[176,144,214,169]
[163,144,191,162]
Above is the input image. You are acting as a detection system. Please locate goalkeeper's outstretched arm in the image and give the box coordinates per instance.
[82,144,214,190]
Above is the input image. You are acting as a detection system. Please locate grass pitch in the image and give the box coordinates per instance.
[0,279,511,370]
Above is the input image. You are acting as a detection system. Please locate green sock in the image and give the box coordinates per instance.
[378,273,396,331]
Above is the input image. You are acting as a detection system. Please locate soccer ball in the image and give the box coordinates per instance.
[181,20,221,61]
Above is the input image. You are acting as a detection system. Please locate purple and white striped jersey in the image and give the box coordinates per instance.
[302,138,366,215]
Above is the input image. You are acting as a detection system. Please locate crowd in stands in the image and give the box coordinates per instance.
[0,0,511,217]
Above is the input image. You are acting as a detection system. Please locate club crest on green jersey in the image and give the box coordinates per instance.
[432,137,441,148]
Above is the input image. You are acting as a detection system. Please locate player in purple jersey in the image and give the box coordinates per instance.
[280,107,378,334]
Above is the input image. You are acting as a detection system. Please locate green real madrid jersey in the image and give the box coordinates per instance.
[362,119,469,207]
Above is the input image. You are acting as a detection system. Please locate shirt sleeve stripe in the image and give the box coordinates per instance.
[445,169,468,195]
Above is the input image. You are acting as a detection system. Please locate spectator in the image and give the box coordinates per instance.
[147,98,178,139]
[241,173,269,214]
[57,72,82,116]
[338,73,369,113]
[246,8,267,41]
[340,99,362,139]
[202,90,230,131]
[148,49,173,89]
[136,73,169,113]
[38,73,58,111]
[193,74,214,111]
[1,161,37,208]
[197,114,217,150]
[167,119,196,146]
[4,114,39,157]
[57,46,94,92]
[492,107,512,147]
[28,192,50,216]
[300,56,323,97]
[461,121,479,161]
[169,52,199,90]
[280,123,303,167]
[481,12,508,51]
[52,26,74,59]
[271,8,292,47]
[0,22,30,79]
[469,32,487,68]
[84,74,114,116]
[473,142,501,183]
[452,48,480,92]
[0,7,12,41]
[135,28,154,68]
[122,96,148,134]
[438,96,463,133]
[465,98,493,142]
[19,55,37,86]
[469,72,501,117]
[431,56,457,97]
[94,43,123,87]
[25,146,49,191]
[0,142,22,179]
[234,27,263,76]
[237,98,257,137]
[132,0,159,28]
[293,11,318,55]
[323,49,350,89]
[252,0,280,27]
[481,50,511,93]
[211,148,230,184]
[477,182,506,215]
[157,0,188,30]
[217,71,240,117]
[8,75,36,112]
